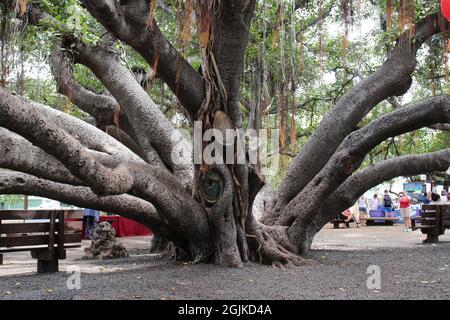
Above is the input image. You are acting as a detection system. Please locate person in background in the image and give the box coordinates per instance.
[430,193,441,204]
[339,208,352,228]
[418,192,430,204]
[83,208,100,239]
[399,192,412,232]
[382,190,393,211]
[371,194,380,210]
[358,195,370,221]
[441,191,448,204]
[349,201,361,228]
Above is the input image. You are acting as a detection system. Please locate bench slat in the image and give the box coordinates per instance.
[0,235,49,247]
[361,217,398,220]
[0,209,83,220]
[0,243,81,253]
[0,222,82,235]
[0,232,82,248]
[0,223,49,234]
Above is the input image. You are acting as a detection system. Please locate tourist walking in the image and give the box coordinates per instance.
[349,201,361,228]
[358,195,369,220]
[399,192,412,232]
[382,190,393,211]
[371,194,380,210]
[83,208,100,239]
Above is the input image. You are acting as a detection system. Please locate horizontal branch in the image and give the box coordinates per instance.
[32,102,143,165]
[0,170,177,238]
[323,149,450,220]
[279,95,449,225]
[288,148,450,255]
[0,127,81,185]
[0,87,134,195]
[429,123,450,132]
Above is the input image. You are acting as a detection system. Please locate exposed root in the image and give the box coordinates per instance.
[246,222,315,268]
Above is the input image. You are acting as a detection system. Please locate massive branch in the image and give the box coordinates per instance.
[49,47,121,130]
[0,87,135,195]
[322,149,450,225]
[0,128,81,185]
[79,0,204,120]
[68,39,193,186]
[274,12,449,213]
[0,87,212,253]
[0,170,180,240]
[281,95,450,252]
[298,148,450,253]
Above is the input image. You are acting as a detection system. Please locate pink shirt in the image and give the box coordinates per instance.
[400,196,410,208]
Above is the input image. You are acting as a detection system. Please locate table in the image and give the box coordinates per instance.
[105,216,151,237]
[68,215,152,239]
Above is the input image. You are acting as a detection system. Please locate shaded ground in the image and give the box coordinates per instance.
[0,224,449,300]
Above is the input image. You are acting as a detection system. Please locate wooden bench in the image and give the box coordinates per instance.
[0,209,83,273]
[361,216,399,225]
[360,209,398,226]
[331,217,354,229]
[413,205,450,243]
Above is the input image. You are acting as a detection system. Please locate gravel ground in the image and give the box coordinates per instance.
[1,225,449,300]
[0,244,448,300]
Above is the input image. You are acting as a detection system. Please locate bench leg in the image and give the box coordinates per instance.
[333,221,339,229]
[0,254,3,265]
[37,259,59,273]
[423,233,439,244]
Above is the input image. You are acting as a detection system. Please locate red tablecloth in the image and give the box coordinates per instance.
[71,215,152,239]
[114,216,151,237]
[99,215,151,237]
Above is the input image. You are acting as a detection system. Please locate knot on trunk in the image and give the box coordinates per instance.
[198,168,224,205]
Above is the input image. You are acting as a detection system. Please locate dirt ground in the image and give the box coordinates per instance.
[0,223,449,300]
